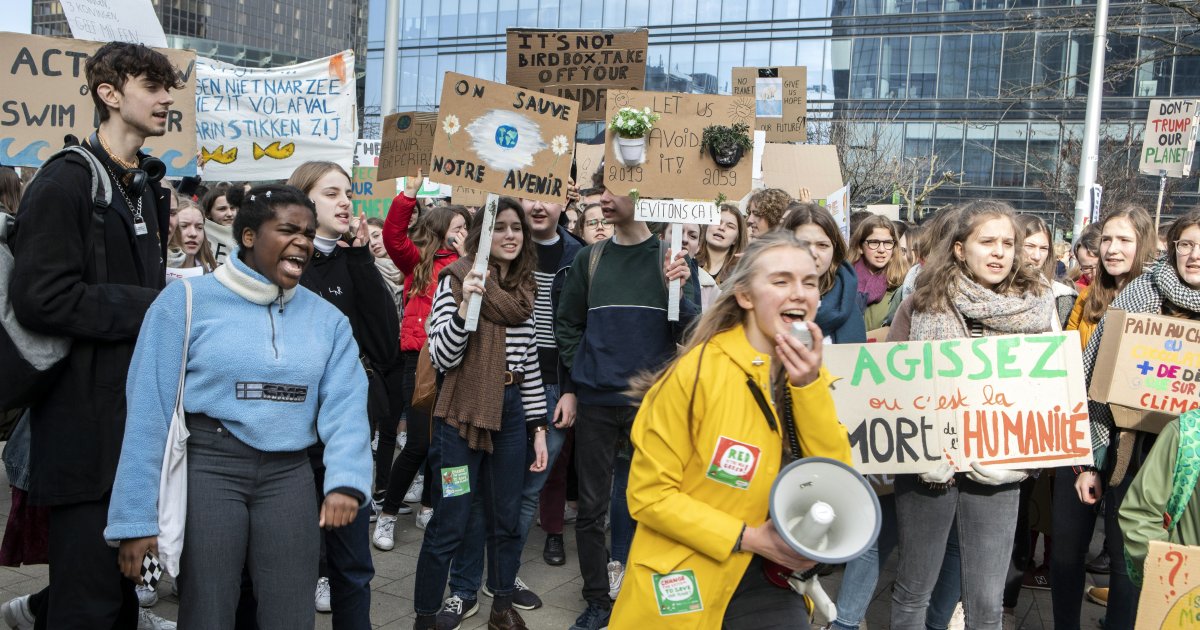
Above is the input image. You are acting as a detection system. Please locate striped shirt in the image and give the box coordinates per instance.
[427,275,547,421]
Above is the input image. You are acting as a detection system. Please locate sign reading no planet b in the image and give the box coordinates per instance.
[506,28,648,122]
[1139,99,1200,178]
[195,51,357,181]
[0,32,197,176]
[732,66,808,142]
[823,332,1093,474]
[429,72,578,205]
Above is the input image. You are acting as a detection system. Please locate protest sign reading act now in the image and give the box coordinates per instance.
[195,51,357,180]
[506,28,647,122]
[1139,99,1200,178]
[0,32,197,176]
[823,332,1092,474]
[429,72,578,205]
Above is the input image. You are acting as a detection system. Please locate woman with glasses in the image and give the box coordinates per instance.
[1070,223,1101,290]
[848,214,909,330]
[573,202,611,245]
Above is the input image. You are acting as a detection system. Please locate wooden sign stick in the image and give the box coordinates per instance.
[668,222,682,322]
[464,193,500,332]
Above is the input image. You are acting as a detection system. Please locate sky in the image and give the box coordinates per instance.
[0,4,33,34]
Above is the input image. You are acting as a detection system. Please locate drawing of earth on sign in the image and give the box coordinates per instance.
[466,110,547,171]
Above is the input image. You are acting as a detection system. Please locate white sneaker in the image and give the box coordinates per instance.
[415,506,433,530]
[404,474,424,503]
[135,584,158,607]
[315,577,331,613]
[607,560,625,600]
[137,609,176,630]
[948,602,965,630]
[397,431,407,450]
[373,514,397,551]
[0,595,35,630]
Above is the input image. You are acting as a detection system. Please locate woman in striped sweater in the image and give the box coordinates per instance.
[412,197,549,630]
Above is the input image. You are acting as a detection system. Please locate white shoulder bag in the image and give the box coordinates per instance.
[157,279,192,577]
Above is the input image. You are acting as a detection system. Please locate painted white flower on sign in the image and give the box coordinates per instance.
[552,135,570,156]
[443,115,461,136]
[466,110,547,172]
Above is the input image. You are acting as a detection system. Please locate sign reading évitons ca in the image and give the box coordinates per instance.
[823,332,1093,474]
[429,72,578,205]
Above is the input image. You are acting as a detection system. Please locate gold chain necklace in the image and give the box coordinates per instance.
[96,132,139,170]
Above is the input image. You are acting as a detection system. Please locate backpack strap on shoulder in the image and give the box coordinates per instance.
[585,239,608,304]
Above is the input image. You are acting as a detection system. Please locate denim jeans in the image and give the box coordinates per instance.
[1050,467,1139,630]
[413,385,528,615]
[323,505,374,629]
[833,494,960,630]
[892,475,1018,630]
[610,435,634,564]
[574,404,637,606]
[449,384,568,597]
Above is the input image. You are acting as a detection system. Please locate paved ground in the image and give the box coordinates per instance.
[0,464,1108,629]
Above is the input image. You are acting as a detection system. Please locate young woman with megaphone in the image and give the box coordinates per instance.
[609,231,852,628]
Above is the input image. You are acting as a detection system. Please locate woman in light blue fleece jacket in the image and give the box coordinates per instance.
[105,184,372,630]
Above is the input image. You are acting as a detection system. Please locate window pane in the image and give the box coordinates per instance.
[439,0,457,37]
[626,0,649,25]
[905,122,933,159]
[458,0,477,35]
[475,52,496,83]
[581,0,602,27]
[1105,33,1137,96]
[745,41,771,68]
[604,0,627,26]
[1000,32,1034,97]
[1175,33,1200,96]
[832,38,852,99]
[772,40,798,66]
[1026,123,1059,186]
[909,35,938,98]
[776,0,801,18]
[963,124,995,185]
[939,35,969,98]
[1033,32,1067,98]
[969,34,1001,97]
[855,0,881,15]
[421,0,439,38]
[675,0,698,23]
[851,38,881,98]
[648,0,672,24]
[749,0,774,19]
[560,0,582,26]
[880,37,908,98]
[694,43,719,93]
[1135,31,1172,97]
[994,123,1027,187]
[418,55,436,107]
[719,42,744,93]
[935,123,964,174]
[540,0,561,26]
[723,0,747,20]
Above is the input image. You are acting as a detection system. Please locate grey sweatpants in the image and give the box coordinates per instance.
[176,415,319,630]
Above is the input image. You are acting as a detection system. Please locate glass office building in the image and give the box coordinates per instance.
[365,0,1200,213]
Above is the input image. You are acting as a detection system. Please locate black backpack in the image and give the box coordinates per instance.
[0,145,111,415]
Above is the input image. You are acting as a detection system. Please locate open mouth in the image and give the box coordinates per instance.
[987,262,1005,273]
[152,111,168,123]
[781,309,807,324]
[280,254,308,278]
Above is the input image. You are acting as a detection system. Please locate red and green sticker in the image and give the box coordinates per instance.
[705,436,761,490]
[441,465,470,498]
[652,569,703,616]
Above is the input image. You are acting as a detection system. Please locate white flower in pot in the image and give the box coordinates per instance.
[611,106,661,167]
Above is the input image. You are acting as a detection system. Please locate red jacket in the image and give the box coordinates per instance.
[383,193,459,352]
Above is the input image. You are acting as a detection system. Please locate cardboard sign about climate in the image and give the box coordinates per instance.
[378,111,437,180]
[1135,541,1200,630]
[732,67,807,142]
[603,90,753,200]
[506,28,648,122]
[1090,310,1200,433]
[823,332,1092,474]
[0,32,197,176]
[1139,99,1200,178]
[352,139,396,219]
[429,72,578,205]
[195,51,357,180]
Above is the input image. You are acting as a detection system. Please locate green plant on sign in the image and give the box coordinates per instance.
[701,123,754,169]
[611,107,661,139]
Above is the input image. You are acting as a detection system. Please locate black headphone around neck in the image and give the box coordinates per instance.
[85,132,166,198]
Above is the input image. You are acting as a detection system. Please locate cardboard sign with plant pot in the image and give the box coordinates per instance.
[701,123,754,169]
[610,106,660,167]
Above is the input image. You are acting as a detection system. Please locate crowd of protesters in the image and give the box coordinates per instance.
[0,40,1196,630]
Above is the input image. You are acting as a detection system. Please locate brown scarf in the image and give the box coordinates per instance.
[433,257,535,452]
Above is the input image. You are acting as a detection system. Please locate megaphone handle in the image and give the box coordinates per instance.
[793,564,825,582]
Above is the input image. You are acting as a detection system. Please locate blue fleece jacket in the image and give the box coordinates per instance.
[105,253,372,542]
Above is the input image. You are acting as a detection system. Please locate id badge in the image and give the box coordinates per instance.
[134,220,148,236]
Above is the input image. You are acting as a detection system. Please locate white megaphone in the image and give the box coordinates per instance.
[769,457,882,563]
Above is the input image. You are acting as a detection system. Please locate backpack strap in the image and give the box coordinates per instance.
[585,239,608,305]
[28,145,112,283]
[1166,409,1200,535]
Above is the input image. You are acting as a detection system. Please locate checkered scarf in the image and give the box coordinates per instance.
[1082,257,1200,467]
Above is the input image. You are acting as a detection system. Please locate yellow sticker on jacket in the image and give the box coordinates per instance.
[653,570,703,616]
[705,436,761,490]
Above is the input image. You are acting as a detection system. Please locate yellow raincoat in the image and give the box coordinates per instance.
[610,325,851,628]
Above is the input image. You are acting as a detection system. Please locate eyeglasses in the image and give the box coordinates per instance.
[1078,264,1096,274]
[864,239,896,251]
[585,219,611,228]
[1176,240,1199,256]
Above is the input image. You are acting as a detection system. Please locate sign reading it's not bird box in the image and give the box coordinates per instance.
[429,72,578,205]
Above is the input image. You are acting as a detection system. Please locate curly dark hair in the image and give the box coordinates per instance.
[233,185,316,255]
[86,42,184,122]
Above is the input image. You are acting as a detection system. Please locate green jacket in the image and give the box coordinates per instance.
[1118,417,1200,585]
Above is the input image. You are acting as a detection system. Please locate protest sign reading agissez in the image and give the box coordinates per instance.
[429,72,578,205]
[0,32,197,176]
[823,332,1093,474]
[506,28,647,122]
[195,51,357,181]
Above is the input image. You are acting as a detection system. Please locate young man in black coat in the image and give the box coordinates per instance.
[9,42,182,627]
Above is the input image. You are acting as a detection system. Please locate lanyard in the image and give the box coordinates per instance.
[744,376,802,458]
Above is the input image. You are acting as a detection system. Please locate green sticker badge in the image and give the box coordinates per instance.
[440,465,470,498]
[652,569,703,616]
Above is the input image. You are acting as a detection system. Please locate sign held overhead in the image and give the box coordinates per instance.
[732,66,808,142]
[59,0,168,47]
[378,111,438,180]
[1139,99,1200,178]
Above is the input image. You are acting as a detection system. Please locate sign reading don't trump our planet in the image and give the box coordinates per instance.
[823,332,1093,474]
[195,51,357,180]
[429,72,578,205]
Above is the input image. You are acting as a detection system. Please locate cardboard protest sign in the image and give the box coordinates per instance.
[1135,541,1200,629]
[761,143,843,199]
[60,0,167,47]
[399,177,451,199]
[452,185,488,207]
[0,33,197,176]
[195,51,357,181]
[352,139,395,219]
[823,332,1093,474]
[1089,310,1200,433]
[634,199,720,226]
[603,90,753,201]
[574,142,606,183]
[429,72,578,205]
[378,111,437,180]
[825,184,851,243]
[506,28,647,122]
[1139,99,1200,178]
[732,67,807,142]
[865,327,890,343]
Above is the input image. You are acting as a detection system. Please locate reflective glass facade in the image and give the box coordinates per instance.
[366,0,1200,212]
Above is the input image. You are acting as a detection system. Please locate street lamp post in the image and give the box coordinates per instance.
[1072,0,1110,237]
[379,0,401,118]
